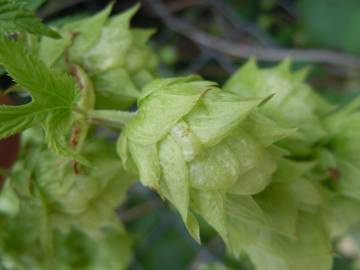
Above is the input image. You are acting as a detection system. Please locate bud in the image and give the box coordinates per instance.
[38,4,158,110]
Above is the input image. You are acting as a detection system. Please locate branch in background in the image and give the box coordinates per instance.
[208,0,276,47]
[148,0,360,69]
[38,0,88,18]
[167,0,205,12]
[118,199,162,223]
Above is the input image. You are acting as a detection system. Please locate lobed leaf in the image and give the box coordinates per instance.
[0,36,80,159]
[0,0,59,38]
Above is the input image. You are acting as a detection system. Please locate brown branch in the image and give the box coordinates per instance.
[147,0,360,69]
[119,199,162,223]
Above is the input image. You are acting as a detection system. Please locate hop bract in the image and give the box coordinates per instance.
[224,59,333,146]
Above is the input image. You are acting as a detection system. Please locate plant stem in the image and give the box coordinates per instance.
[72,106,88,117]
[88,110,137,127]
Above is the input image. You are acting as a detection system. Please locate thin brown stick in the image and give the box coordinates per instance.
[148,0,360,69]
[119,199,162,223]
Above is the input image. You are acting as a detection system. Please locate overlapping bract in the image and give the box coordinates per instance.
[38,4,158,110]
[117,61,360,270]
[225,59,360,231]
[0,129,134,269]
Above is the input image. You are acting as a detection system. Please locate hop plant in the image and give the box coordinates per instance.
[116,76,324,266]
[38,4,158,110]
[0,129,133,269]
[224,60,360,227]
[224,59,333,153]
[315,97,360,239]
[222,60,360,269]
[321,97,360,200]
[1,2,360,269]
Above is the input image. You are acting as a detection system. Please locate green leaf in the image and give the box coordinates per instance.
[0,36,80,159]
[0,0,60,38]
[17,0,46,11]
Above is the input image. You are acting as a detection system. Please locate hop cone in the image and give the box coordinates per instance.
[116,76,307,265]
[225,60,360,233]
[224,59,333,151]
[38,4,158,110]
[0,130,133,269]
[223,60,360,269]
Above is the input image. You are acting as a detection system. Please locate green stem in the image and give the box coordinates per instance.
[72,106,88,117]
[88,109,136,127]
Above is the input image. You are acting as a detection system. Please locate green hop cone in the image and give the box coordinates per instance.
[38,4,158,110]
[224,59,334,157]
[316,96,360,238]
[321,96,360,199]
[117,76,293,244]
[0,129,134,269]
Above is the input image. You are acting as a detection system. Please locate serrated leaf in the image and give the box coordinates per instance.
[0,36,80,160]
[0,0,60,38]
